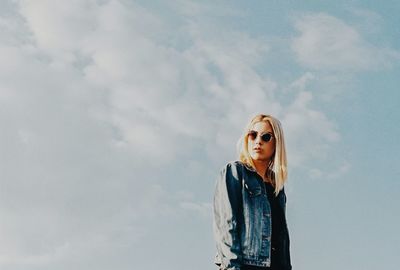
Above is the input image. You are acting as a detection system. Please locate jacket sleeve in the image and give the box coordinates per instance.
[213,162,243,270]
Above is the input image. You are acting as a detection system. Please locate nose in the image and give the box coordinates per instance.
[254,134,263,144]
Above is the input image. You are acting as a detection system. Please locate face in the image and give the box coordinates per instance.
[247,121,276,163]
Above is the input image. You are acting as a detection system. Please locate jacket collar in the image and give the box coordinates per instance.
[241,161,257,172]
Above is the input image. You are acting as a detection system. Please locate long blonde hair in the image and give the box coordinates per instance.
[237,114,288,196]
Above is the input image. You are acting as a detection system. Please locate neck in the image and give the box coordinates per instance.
[253,159,270,181]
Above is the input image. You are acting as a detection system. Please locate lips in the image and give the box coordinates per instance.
[253,147,262,151]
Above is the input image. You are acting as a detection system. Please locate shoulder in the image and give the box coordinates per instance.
[223,160,255,174]
[220,160,247,173]
[225,160,245,168]
[219,160,257,181]
[217,160,247,180]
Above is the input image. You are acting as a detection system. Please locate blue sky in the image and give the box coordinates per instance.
[1,1,399,269]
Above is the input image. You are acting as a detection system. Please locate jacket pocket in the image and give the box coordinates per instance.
[244,182,262,197]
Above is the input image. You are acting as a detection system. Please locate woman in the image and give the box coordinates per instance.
[213,114,292,270]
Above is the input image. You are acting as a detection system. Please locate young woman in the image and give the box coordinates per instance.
[213,114,292,270]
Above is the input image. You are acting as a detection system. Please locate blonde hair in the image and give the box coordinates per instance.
[237,114,288,196]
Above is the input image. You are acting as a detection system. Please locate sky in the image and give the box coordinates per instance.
[0,0,399,269]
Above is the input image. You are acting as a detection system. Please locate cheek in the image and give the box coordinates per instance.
[247,140,252,151]
[270,143,276,155]
[271,141,276,149]
[265,142,275,153]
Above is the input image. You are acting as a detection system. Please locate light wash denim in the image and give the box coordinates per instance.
[213,161,290,270]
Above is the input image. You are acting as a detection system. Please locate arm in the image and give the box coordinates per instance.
[213,162,243,270]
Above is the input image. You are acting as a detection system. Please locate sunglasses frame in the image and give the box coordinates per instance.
[247,130,275,143]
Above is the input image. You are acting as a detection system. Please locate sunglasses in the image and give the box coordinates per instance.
[247,130,274,143]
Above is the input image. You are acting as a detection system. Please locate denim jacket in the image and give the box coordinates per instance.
[213,161,292,270]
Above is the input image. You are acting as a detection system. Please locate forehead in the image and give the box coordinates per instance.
[250,121,273,132]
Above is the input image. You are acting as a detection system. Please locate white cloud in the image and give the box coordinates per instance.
[282,90,340,167]
[288,72,315,91]
[180,201,212,218]
[17,0,98,62]
[0,2,346,269]
[291,13,400,71]
[309,161,351,180]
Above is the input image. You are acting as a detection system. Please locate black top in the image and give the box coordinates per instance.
[264,182,288,268]
[242,182,290,270]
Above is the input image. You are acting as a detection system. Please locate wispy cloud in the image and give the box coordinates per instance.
[1,1,349,269]
[291,13,400,71]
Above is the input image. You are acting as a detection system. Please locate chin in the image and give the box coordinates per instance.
[252,155,270,162]
[251,155,266,162]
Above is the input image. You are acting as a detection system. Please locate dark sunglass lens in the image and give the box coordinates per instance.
[261,133,272,142]
[248,131,257,140]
